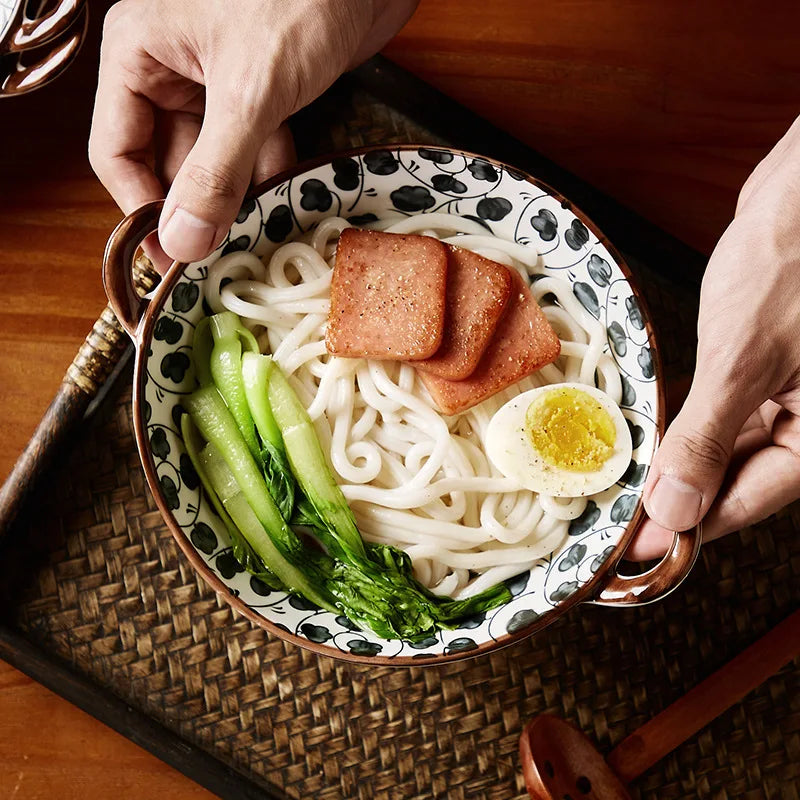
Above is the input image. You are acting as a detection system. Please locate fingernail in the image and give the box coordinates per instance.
[160,208,217,262]
[142,231,173,276]
[647,475,702,531]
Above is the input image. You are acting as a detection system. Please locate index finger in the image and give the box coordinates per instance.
[88,52,164,214]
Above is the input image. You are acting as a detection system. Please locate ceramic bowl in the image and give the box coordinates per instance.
[0,0,87,96]
[103,145,700,665]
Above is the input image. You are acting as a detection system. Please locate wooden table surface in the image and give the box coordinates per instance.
[1,1,798,797]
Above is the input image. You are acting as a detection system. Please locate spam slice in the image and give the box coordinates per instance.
[419,270,561,415]
[414,245,513,381]
[326,228,447,360]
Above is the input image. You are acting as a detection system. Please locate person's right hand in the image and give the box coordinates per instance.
[89,0,418,269]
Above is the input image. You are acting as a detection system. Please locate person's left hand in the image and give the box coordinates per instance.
[629,115,800,560]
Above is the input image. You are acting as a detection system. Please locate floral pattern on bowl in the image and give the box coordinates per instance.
[123,146,685,665]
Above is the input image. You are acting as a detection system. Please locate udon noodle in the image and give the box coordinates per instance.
[204,214,622,600]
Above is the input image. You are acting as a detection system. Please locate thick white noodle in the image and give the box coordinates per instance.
[207,214,618,599]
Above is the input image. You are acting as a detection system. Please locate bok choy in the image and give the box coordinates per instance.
[184,312,512,641]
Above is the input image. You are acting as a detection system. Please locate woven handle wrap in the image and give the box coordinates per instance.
[67,257,159,394]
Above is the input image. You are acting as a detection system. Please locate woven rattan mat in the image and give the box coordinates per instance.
[2,78,799,800]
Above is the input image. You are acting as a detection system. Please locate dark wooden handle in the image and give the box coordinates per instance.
[0,5,87,96]
[102,201,164,338]
[607,608,800,783]
[590,523,702,606]
[7,0,86,52]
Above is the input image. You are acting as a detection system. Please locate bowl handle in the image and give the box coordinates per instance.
[0,5,86,96]
[8,0,87,52]
[103,201,164,339]
[588,523,702,606]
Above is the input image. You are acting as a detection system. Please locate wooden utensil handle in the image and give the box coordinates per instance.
[607,608,800,783]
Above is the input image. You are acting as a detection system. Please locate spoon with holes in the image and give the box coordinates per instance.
[519,608,800,799]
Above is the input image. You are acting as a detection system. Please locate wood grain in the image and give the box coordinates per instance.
[0,660,217,800]
[1,0,799,796]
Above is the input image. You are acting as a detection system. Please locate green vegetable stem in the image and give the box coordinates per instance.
[208,311,261,461]
[184,311,513,642]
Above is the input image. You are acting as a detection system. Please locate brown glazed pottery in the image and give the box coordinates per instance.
[0,0,88,96]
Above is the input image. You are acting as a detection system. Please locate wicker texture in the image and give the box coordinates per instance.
[2,83,799,800]
[67,257,158,394]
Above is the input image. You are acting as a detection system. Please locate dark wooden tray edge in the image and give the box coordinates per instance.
[0,623,285,800]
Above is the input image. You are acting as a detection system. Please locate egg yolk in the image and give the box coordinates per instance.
[524,387,616,472]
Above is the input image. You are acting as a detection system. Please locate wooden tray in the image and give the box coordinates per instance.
[0,56,797,800]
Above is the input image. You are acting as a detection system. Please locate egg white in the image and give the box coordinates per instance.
[485,382,633,498]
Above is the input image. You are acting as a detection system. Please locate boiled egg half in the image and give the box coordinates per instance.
[486,383,632,497]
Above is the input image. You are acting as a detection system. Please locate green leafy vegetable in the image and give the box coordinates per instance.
[208,312,260,460]
[242,352,295,520]
[184,312,513,642]
[181,413,284,591]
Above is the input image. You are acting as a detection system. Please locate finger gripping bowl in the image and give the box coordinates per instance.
[103,146,700,665]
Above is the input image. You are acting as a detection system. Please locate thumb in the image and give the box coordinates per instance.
[643,378,756,531]
[158,102,265,263]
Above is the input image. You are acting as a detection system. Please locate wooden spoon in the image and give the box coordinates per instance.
[520,608,800,799]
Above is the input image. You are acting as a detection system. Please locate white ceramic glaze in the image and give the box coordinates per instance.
[136,146,663,663]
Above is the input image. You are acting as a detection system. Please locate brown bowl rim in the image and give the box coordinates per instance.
[132,143,666,666]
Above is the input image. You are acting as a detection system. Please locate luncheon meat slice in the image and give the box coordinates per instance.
[419,270,561,415]
[326,228,447,360]
[414,245,513,381]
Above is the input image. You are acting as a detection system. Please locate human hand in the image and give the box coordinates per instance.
[630,115,800,560]
[89,0,417,270]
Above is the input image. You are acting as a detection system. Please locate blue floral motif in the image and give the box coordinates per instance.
[391,185,435,212]
[418,148,454,164]
[191,523,217,555]
[549,581,579,602]
[608,321,627,356]
[565,219,590,250]
[150,428,170,460]
[236,198,256,224]
[476,196,512,221]
[627,420,645,449]
[569,501,600,536]
[332,157,360,191]
[142,146,662,661]
[638,346,654,379]
[626,296,645,330]
[611,494,638,523]
[264,204,293,242]
[531,208,557,241]
[222,235,251,256]
[431,174,467,194]
[299,179,332,212]
[154,317,183,345]
[573,282,600,318]
[506,609,541,634]
[171,282,199,313]
[588,254,612,287]
[160,352,190,383]
[160,475,179,510]
[467,159,498,182]
[363,150,398,175]
[621,376,636,407]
